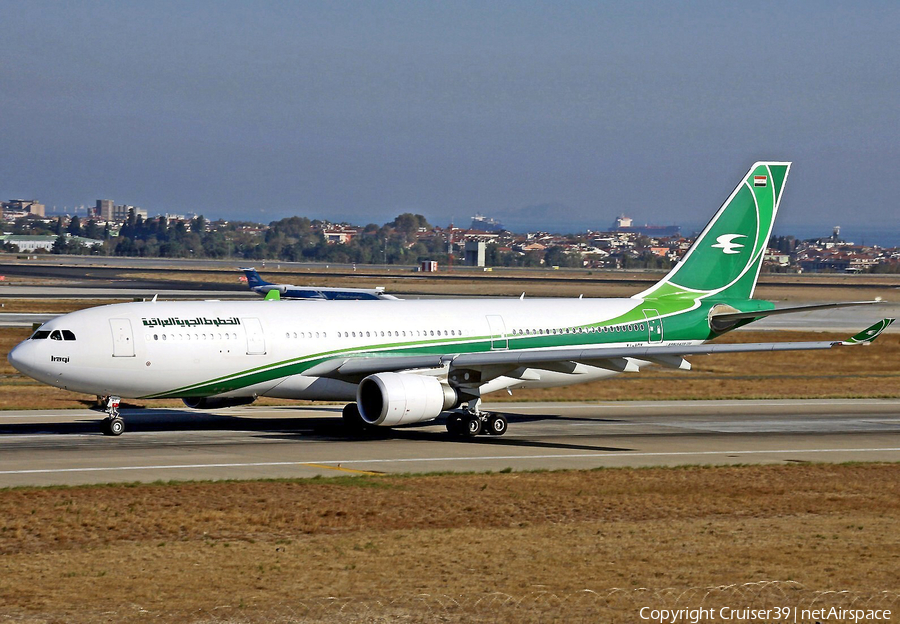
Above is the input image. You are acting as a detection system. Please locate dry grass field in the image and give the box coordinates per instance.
[0,464,898,622]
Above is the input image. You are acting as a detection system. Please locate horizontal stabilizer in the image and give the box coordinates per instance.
[709,300,883,332]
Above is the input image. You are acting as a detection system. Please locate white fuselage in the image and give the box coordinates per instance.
[8,297,686,400]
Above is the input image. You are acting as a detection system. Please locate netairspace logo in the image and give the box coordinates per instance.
[638,605,892,623]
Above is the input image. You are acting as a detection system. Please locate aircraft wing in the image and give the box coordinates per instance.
[305,319,894,384]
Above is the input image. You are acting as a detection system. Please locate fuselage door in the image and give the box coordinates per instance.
[242,317,266,355]
[109,318,135,357]
[643,309,663,344]
[485,315,508,350]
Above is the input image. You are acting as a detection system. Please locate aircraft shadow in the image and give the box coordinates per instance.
[0,407,634,453]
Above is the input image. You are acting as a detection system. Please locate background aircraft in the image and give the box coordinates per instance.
[241,268,398,301]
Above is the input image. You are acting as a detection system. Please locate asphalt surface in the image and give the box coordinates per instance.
[1,399,898,487]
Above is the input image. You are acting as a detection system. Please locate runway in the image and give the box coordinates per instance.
[0,399,898,487]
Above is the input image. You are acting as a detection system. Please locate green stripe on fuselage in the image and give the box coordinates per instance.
[143,298,761,399]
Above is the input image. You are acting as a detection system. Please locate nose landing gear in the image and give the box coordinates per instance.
[101,396,124,436]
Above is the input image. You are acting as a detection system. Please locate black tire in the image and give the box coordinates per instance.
[446,413,464,435]
[464,416,482,437]
[342,403,369,433]
[486,414,508,436]
[107,417,125,436]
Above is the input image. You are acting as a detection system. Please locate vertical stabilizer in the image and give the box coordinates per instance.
[240,268,270,290]
[637,162,790,302]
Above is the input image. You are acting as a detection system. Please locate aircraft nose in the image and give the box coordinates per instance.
[7,341,34,376]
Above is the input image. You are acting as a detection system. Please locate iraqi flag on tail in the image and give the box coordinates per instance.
[754,175,767,187]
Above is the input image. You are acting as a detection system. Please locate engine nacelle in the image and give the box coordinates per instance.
[357,373,457,427]
[182,396,256,410]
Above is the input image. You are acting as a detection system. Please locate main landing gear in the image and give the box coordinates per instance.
[341,402,370,434]
[101,395,125,436]
[445,400,508,438]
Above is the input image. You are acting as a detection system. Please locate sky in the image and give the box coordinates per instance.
[2,1,899,239]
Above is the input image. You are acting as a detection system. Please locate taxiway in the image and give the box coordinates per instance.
[0,399,898,487]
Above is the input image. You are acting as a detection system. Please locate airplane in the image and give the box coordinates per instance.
[7,162,893,438]
[241,267,398,300]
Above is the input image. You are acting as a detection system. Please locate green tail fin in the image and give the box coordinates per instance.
[638,162,790,302]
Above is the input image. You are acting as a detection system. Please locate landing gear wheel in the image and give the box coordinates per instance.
[446,413,465,436]
[486,414,508,436]
[342,403,370,434]
[103,417,125,436]
[464,415,483,437]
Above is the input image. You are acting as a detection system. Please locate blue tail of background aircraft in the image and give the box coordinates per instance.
[240,268,270,290]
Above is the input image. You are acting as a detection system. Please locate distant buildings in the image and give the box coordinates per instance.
[464,240,486,266]
[94,199,147,221]
[0,234,103,252]
[323,226,359,244]
[1,199,45,219]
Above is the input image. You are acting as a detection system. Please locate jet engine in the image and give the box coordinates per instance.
[357,373,457,427]
[182,396,256,409]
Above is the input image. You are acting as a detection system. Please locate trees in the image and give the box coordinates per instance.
[66,216,82,237]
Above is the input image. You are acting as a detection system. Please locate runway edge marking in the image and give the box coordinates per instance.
[2,447,900,476]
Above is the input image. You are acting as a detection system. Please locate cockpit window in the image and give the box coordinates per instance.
[30,329,76,340]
